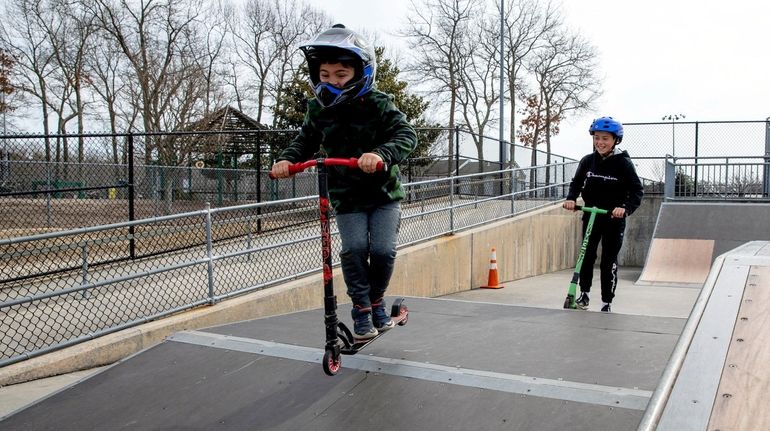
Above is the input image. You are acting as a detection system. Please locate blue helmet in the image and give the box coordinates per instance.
[589,117,624,143]
[299,24,376,108]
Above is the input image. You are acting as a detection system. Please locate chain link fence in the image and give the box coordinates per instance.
[1,127,576,240]
[623,120,770,185]
[0,163,576,366]
[2,120,767,365]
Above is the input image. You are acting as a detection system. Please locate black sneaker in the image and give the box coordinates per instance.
[601,303,611,313]
[576,292,589,310]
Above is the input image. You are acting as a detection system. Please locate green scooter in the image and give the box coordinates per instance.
[563,205,608,309]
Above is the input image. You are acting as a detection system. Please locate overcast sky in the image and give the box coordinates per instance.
[317,0,770,160]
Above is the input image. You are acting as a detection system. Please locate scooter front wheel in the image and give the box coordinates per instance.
[563,294,575,309]
[322,350,341,376]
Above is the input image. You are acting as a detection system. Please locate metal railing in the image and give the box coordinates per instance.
[0,162,577,366]
[664,156,770,200]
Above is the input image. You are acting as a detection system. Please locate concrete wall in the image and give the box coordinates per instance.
[618,195,663,266]
[0,204,593,385]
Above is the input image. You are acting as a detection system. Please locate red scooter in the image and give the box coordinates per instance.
[270,157,408,376]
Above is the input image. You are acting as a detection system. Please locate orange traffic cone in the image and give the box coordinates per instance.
[481,247,502,289]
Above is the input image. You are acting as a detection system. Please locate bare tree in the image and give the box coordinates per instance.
[499,0,559,143]
[0,0,57,159]
[197,0,233,116]
[230,0,274,122]
[87,31,131,164]
[456,13,500,170]
[231,0,326,125]
[530,30,601,164]
[43,0,97,168]
[0,48,15,128]
[402,0,481,169]
[266,0,327,127]
[88,0,209,162]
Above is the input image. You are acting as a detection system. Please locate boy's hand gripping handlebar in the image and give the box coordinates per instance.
[269,157,386,179]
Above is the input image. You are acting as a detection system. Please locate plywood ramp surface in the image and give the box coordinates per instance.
[707,265,770,431]
[638,238,714,285]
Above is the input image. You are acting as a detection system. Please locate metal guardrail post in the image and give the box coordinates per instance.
[247,228,252,262]
[511,167,517,215]
[449,176,455,233]
[80,243,91,300]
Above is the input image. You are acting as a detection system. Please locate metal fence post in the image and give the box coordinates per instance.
[454,126,460,174]
[127,134,136,259]
[45,161,52,228]
[762,117,770,198]
[205,202,215,304]
[664,157,675,200]
[256,131,263,233]
[693,122,699,195]
[454,126,460,196]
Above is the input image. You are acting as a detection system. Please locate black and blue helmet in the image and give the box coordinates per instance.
[299,24,376,108]
[589,117,624,143]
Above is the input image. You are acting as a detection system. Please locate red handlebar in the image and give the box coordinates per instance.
[270,157,386,179]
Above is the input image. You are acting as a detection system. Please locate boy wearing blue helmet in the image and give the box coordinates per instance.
[271,25,417,338]
[563,117,643,312]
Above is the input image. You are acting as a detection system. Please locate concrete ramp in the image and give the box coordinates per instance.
[638,202,770,285]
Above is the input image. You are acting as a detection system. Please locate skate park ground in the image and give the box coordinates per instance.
[1,202,769,430]
[0,267,692,431]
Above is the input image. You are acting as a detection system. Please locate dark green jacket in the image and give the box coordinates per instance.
[278,90,417,213]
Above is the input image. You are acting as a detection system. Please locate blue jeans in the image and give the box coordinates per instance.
[335,201,401,308]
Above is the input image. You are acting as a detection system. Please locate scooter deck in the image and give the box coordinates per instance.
[340,299,408,355]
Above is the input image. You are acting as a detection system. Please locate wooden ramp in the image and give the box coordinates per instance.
[706,248,770,431]
[638,202,770,286]
[638,238,714,285]
[646,241,770,431]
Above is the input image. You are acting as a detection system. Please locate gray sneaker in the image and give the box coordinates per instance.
[351,306,378,339]
[372,300,395,332]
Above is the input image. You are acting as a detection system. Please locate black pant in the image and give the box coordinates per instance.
[579,214,625,304]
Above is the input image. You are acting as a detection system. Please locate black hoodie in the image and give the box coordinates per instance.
[566,149,644,216]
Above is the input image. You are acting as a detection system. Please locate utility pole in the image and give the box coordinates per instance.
[499,0,506,169]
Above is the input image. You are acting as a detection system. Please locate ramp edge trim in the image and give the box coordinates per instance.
[168,330,652,411]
